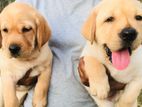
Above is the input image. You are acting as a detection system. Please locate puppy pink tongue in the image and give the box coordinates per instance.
[112,49,130,70]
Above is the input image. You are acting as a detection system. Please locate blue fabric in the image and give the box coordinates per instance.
[15,0,100,107]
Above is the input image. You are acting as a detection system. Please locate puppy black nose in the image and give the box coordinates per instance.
[9,44,21,55]
[120,27,137,42]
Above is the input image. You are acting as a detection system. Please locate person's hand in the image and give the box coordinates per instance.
[78,57,126,99]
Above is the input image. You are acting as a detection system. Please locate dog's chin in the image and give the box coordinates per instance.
[104,44,132,63]
[9,53,29,60]
[10,51,39,61]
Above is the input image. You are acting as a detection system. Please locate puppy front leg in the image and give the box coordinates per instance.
[84,56,110,99]
[115,79,142,107]
[2,74,19,107]
[32,63,52,107]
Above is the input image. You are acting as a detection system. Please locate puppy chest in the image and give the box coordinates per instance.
[109,67,142,83]
[17,68,39,87]
[17,64,47,87]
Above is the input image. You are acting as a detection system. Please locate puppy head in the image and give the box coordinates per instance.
[82,0,142,70]
[0,3,51,59]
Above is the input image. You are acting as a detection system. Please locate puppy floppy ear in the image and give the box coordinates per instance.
[81,9,97,44]
[36,14,51,49]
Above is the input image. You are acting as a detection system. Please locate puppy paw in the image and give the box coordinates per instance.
[115,101,125,107]
[90,82,110,99]
[115,102,120,107]
[90,86,97,96]
[32,97,47,107]
[115,100,136,107]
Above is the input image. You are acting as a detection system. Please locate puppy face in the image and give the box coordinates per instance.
[82,0,142,69]
[0,3,51,59]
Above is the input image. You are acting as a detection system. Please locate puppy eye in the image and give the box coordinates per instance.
[2,28,8,33]
[22,27,32,33]
[105,16,115,22]
[135,15,142,21]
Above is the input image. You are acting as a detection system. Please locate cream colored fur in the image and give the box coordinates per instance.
[0,43,52,107]
[81,0,142,107]
[0,2,52,107]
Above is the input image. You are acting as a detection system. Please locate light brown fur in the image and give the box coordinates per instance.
[80,0,142,107]
[0,3,52,107]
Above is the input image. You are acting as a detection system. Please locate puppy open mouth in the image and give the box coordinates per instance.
[104,45,132,70]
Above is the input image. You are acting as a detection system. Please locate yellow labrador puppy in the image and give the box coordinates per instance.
[0,3,52,107]
[79,0,142,107]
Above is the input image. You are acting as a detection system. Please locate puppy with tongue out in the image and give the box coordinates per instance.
[79,0,142,107]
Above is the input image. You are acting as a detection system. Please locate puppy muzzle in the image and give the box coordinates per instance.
[9,44,21,57]
[104,27,137,63]
[119,27,137,47]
